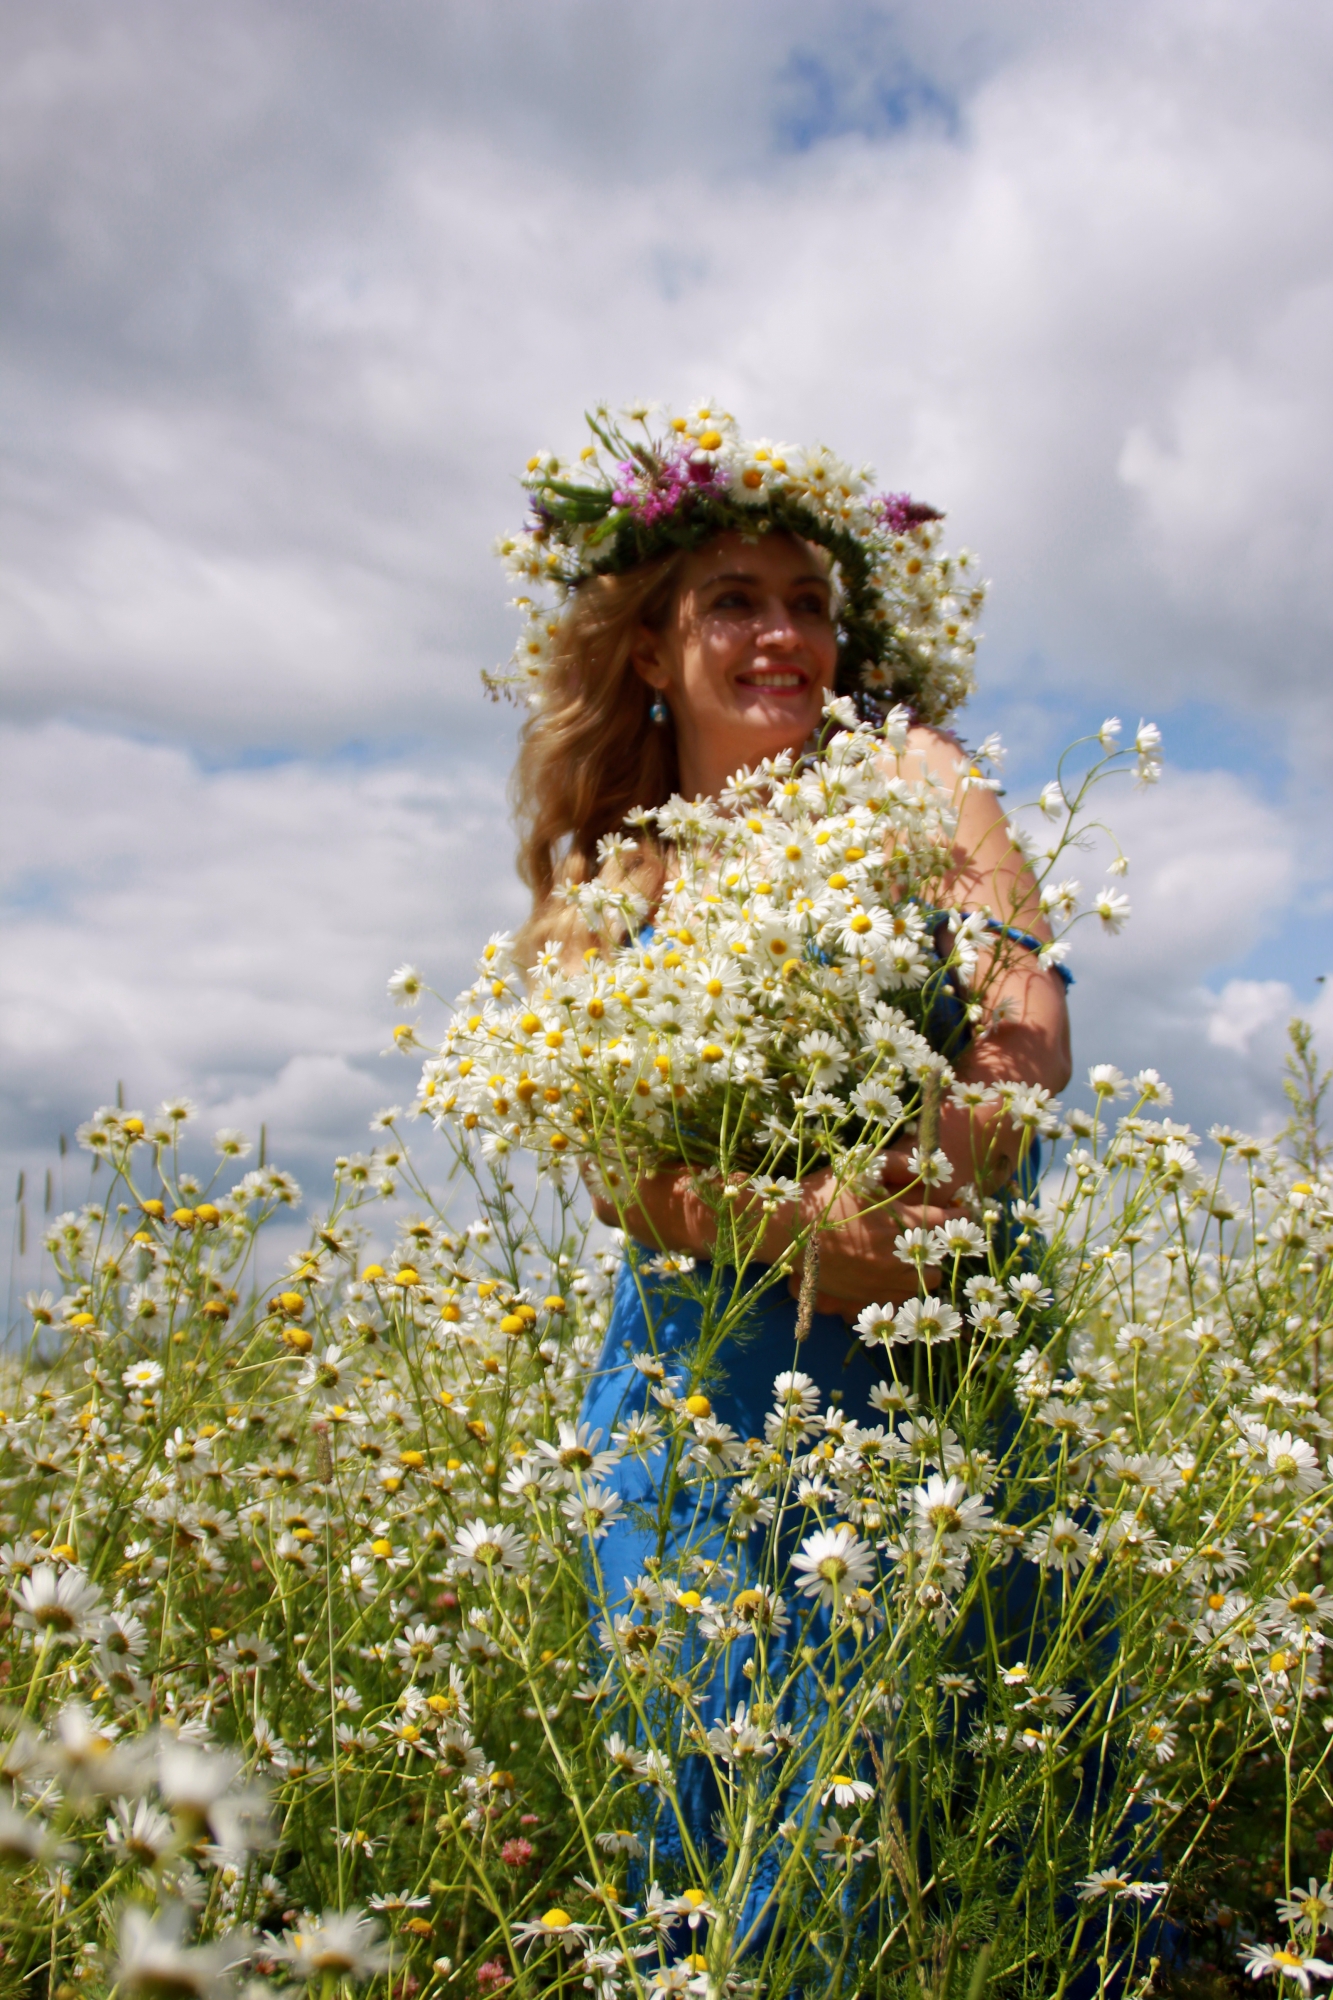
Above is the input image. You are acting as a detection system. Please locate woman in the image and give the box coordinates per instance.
[506,433,1070,1316]
[498,404,1072,1932]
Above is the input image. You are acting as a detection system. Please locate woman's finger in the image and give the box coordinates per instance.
[877,1148,919,1188]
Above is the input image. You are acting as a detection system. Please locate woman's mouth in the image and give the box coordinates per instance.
[736,670,808,690]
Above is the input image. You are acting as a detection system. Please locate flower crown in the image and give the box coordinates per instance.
[486,401,985,727]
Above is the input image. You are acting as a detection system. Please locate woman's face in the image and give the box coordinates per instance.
[632,531,839,800]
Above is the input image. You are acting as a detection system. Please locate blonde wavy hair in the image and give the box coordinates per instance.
[512,551,686,965]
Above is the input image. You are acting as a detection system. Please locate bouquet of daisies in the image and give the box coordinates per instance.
[422,699,1050,1200]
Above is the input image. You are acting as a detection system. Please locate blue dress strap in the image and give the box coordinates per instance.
[972,915,1073,988]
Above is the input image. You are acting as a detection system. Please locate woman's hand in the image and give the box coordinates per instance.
[587,1163,717,1260]
[781,1169,970,1321]
[587,1161,972,1324]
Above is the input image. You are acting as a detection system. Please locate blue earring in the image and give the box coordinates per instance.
[649,694,669,726]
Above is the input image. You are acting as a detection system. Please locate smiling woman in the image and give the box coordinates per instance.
[503,406,1071,1307]
[485,400,1077,1950]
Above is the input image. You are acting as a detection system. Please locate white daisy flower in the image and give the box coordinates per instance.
[791,1526,875,1606]
[1238,1943,1333,1994]
[13,1565,104,1644]
[450,1520,528,1579]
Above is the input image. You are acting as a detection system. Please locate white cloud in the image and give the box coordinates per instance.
[1047,765,1314,1134]
[2,2,1332,749]
[1068,768,1297,986]
[3,1,1333,1294]
[1205,979,1295,1056]
[207,1054,389,1152]
[0,722,524,1168]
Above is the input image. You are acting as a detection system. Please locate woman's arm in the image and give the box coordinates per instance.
[878,726,1072,1199]
[589,1163,963,1310]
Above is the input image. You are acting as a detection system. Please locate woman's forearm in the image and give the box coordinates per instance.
[587,945,1071,1307]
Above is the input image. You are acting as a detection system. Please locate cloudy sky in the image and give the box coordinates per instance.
[3,0,1332,1302]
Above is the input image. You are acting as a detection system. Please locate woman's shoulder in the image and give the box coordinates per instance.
[892,721,970,793]
[906,718,966,757]
[892,721,1014,854]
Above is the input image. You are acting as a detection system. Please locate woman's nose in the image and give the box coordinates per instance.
[756,596,801,647]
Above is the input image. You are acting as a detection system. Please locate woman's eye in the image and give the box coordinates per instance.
[793,593,830,617]
[711,590,751,611]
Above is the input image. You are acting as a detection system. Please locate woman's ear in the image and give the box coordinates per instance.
[629,624,667,691]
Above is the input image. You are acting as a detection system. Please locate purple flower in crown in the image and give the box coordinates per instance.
[611,457,682,522]
[609,460,647,508]
[611,443,727,525]
[874,493,944,534]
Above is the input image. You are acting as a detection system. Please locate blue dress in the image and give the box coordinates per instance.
[580,1254,884,1954]
[577,1234,1128,1988]
[576,924,1072,1962]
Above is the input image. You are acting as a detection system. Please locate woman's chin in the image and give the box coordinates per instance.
[731,690,823,741]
